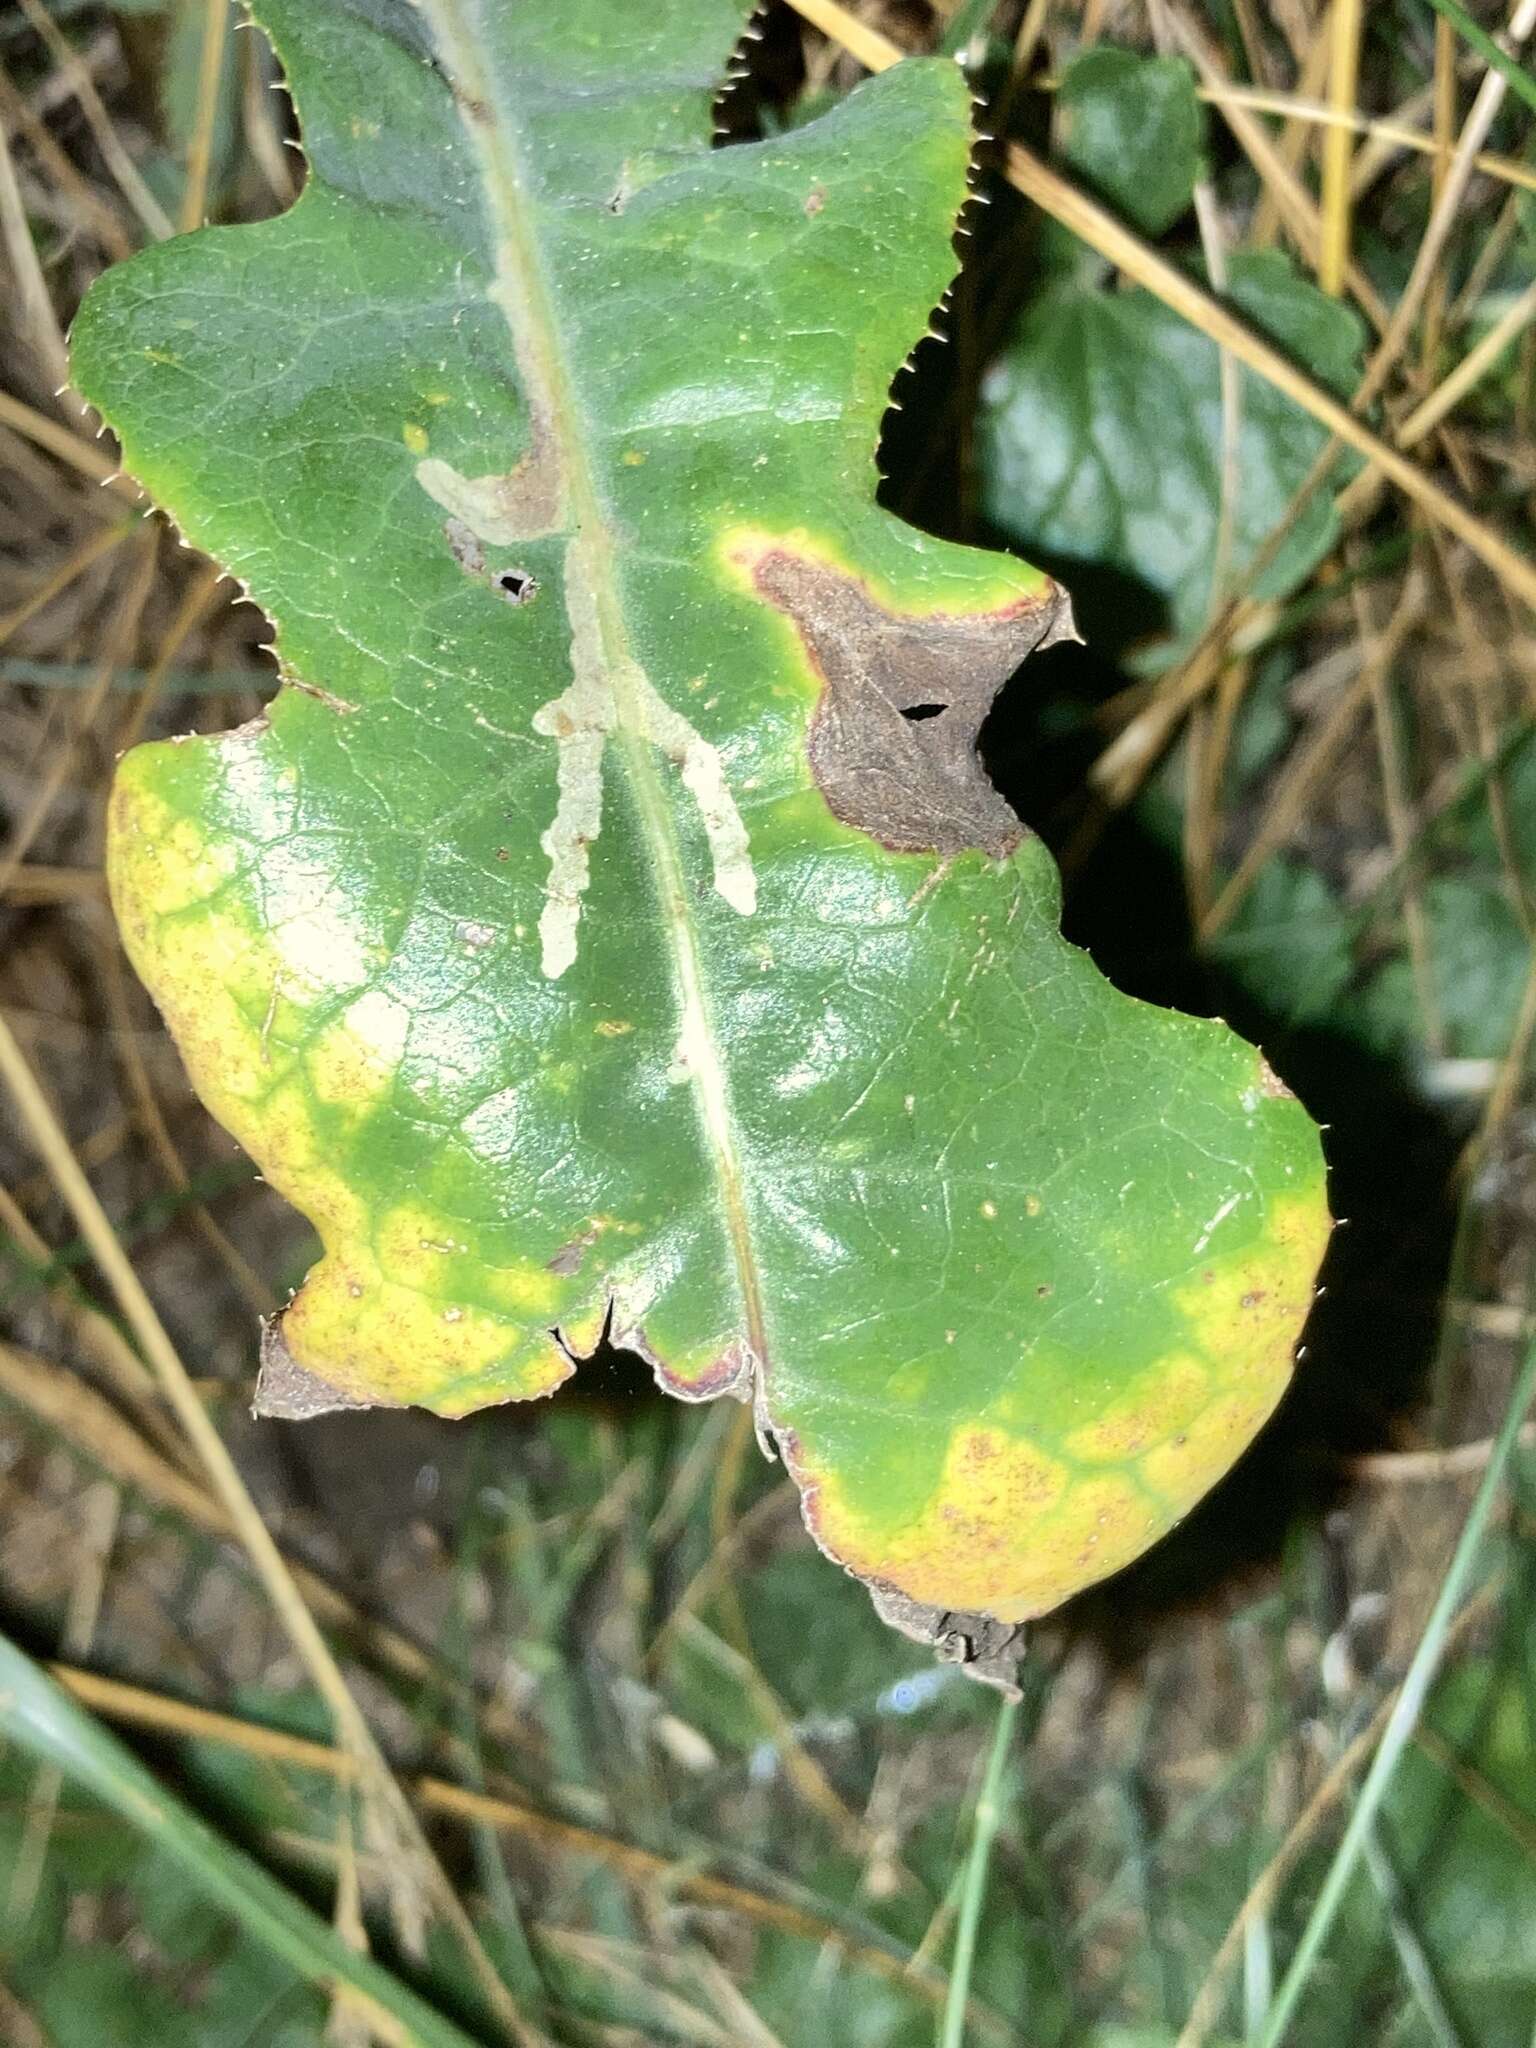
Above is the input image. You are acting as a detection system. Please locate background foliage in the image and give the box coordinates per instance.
[1,2,1535,2044]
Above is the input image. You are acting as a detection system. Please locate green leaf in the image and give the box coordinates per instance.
[73,0,1328,1675]
[1210,859,1533,1073]
[1205,856,1357,1037]
[978,249,1366,652]
[1055,45,1202,238]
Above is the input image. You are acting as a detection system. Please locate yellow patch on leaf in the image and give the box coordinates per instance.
[792,1179,1331,1622]
[107,756,571,1413]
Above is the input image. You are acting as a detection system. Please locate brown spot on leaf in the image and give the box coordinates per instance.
[747,548,1076,857]
[804,183,826,216]
[1258,1055,1295,1100]
[286,676,358,716]
[546,1224,600,1277]
[255,1313,396,1419]
[868,1583,1026,1697]
[445,515,485,577]
[641,1332,758,1405]
[418,391,563,545]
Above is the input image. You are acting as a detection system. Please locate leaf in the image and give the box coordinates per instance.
[978,249,1366,652]
[1204,855,1357,1036]
[1209,858,1532,1072]
[73,0,1329,1679]
[1055,45,1202,238]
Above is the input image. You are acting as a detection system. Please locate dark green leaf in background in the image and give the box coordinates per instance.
[1055,45,1202,239]
[979,249,1366,653]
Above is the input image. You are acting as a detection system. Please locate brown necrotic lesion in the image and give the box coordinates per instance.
[746,548,1076,858]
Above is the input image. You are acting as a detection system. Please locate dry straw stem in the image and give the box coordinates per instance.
[1249,26,1330,253]
[706,1401,875,1855]
[1081,282,1529,804]
[1355,0,1536,415]
[647,1474,798,1667]
[180,0,232,232]
[1001,144,1536,609]
[12,0,173,243]
[1319,0,1363,295]
[1360,577,1442,1054]
[781,0,907,71]
[0,1977,51,2048]
[0,1338,519,1762]
[0,1185,178,1446]
[0,65,134,263]
[1457,938,1536,1180]
[1012,0,1054,75]
[0,1016,546,2048]
[1200,572,1424,938]
[0,521,130,653]
[240,26,300,207]
[41,1661,1005,2037]
[781,0,1536,614]
[0,531,160,899]
[1413,1721,1536,1856]
[1430,13,1459,288]
[3,865,108,903]
[1347,1422,1536,1481]
[1159,0,1392,335]
[0,1339,255,1537]
[1195,84,1536,198]
[1395,278,1536,448]
[1194,638,1361,935]
[0,391,141,502]
[0,105,69,398]
[6,1480,120,1929]
[1098,235,1536,807]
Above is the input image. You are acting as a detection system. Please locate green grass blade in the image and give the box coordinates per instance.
[1253,1335,1536,2047]
[0,1632,486,2048]
[1421,0,1536,118]
[940,1690,1021,2048]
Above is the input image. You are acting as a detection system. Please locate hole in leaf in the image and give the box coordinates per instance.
[901,702,947,722]
[495,568,538,605]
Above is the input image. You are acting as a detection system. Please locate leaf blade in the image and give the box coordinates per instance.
[75,0,1330,1668]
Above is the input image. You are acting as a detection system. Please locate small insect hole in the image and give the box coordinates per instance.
[495,568,538,605]
[901,703,947,722]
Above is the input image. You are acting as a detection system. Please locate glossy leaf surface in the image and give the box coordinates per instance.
[74,0,1329,1678]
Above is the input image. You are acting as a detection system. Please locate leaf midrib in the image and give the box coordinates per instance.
[417,0,772,1372]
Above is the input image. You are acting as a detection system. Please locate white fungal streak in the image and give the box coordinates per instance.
[532,534,756,980]
[1191,1192,1241,1256]
[639,680,757,919]
[532,714,605,978]
[532,555,609,979]
[416,457,537,545]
